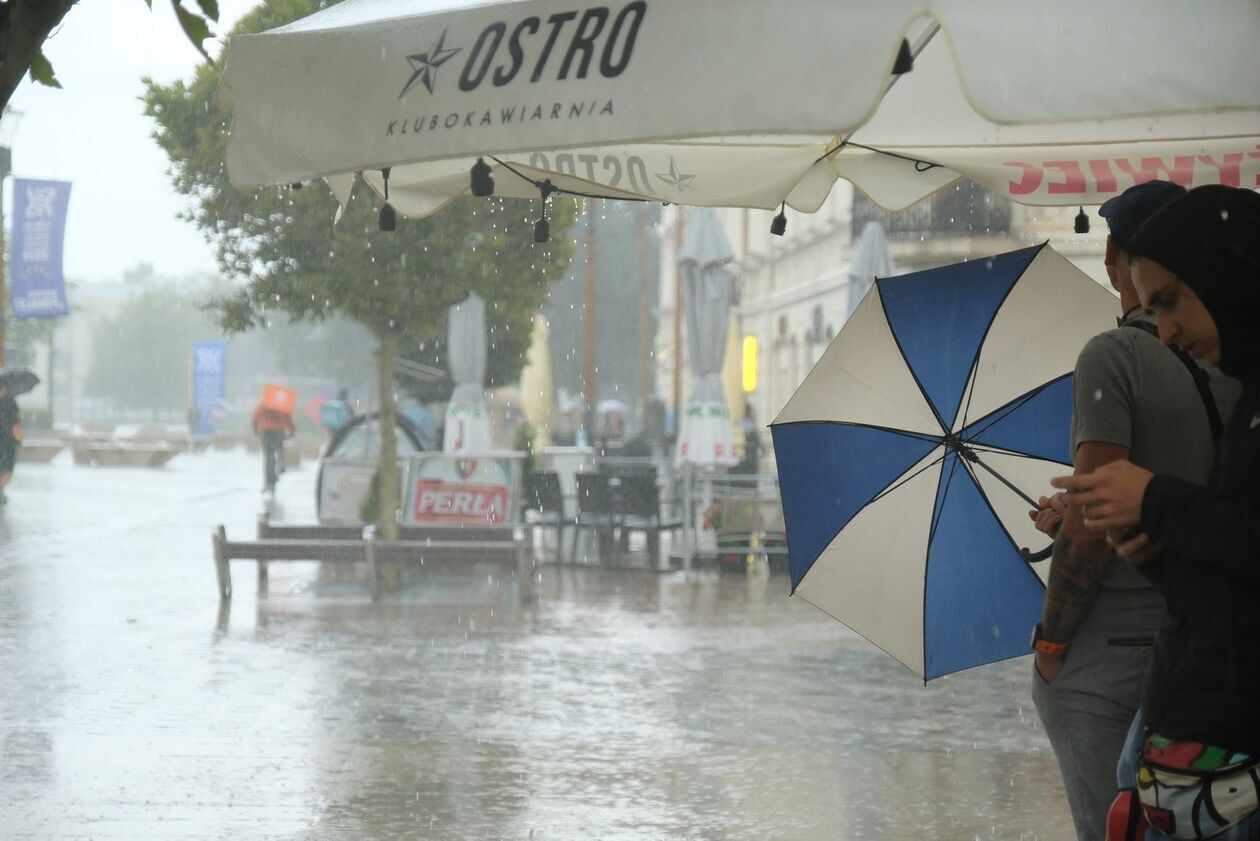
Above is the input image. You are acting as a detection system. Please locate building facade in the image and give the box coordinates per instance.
[655,181,1111,466]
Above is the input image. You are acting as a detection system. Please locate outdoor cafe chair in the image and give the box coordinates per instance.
[570,472,617,564]
[521,471,571,559]
[615,473,682,566]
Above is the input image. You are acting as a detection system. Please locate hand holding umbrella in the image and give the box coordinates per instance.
[1028,493,1068,537]
[1051,460,1154,531]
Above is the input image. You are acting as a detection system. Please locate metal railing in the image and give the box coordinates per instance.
[677,467,787,572]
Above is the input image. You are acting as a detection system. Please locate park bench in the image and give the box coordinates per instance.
[211,516,532,602]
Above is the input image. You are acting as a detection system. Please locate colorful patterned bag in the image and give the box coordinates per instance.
[1137,735,1260,839]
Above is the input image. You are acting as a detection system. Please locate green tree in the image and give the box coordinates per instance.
[259,315,376,389]
[144,0,577,538]
[0,1,217,110]
[83,286,222,412]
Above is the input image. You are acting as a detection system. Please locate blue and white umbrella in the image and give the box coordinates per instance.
[771,243,1116,680]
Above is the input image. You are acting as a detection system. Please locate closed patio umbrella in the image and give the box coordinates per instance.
[676,208,738,468]
[444,293,492,452]
[518,313,553,448]
[846,221,895,320]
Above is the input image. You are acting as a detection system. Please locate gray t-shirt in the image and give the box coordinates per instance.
[1071,311,1240,589]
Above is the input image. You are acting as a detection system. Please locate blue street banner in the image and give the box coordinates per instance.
[191,341,226,435]
[10,179,71,319]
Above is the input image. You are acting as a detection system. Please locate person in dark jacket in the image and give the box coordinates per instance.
[1053,185,1260,839]
[0,384,19,504]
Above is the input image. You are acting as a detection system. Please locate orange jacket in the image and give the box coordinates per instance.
[252,404,295,435]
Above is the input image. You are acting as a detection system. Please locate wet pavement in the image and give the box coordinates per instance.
[0,448,1072,839]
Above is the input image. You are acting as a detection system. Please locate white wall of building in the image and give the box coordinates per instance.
[655,183,1112,466]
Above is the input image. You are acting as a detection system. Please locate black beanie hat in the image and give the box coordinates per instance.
[1126,185,1260,379]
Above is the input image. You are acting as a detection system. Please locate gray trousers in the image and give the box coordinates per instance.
[1031,587,1163,841]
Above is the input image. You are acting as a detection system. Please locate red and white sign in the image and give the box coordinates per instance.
[402,452,522,527]
[410,479,509,525]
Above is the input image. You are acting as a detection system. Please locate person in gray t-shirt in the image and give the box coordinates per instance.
[1027,181,1240,841]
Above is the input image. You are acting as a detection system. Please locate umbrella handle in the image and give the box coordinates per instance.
[1020,544,1053,563]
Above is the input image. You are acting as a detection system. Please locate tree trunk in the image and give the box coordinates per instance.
[374,329,402,592]
[0,0,78,113]
[376,329,400,541]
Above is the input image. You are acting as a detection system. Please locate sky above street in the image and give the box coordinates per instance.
[7,0,256,283]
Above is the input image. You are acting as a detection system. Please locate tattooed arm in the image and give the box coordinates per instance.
[1036,441,1130,682]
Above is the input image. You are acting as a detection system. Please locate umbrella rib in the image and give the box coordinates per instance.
[868,450,947,510]
[814,139,945,172]
[926,450,961,548]
[920,450,963,680]
[966,443,1070,468]
[954,244,1045,433]
[813,22,943,169]
[962,451,1039,509]
[769,418,940,445]
[956,457,1052,585]
[960,371,1073,444]
[874,281,951,435]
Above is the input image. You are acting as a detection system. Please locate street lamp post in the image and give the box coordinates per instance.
[0,108,23,367]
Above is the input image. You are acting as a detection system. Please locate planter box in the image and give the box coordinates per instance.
[71,442,180,468]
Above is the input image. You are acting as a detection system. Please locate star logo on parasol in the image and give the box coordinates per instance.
[399,30,461,98]
[655,157,696,194]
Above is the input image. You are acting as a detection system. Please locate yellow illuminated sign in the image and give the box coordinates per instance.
[742,335,758,392]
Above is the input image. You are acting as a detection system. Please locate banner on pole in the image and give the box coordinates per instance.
[191,341,226,435]
[10,179,72,319]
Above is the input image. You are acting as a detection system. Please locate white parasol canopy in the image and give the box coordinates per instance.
[222,0,1260,216]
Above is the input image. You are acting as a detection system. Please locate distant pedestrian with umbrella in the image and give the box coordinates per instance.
[0,368,39,505]
[0,383,19,504]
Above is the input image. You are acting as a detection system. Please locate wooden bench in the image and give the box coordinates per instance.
[211,522,532,602]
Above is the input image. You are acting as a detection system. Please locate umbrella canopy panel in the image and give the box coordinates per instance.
[224,0,1260,215]
[772,244,1118,679]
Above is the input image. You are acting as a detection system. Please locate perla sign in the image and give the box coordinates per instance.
[401,452,524,528]
[400,1,647,99]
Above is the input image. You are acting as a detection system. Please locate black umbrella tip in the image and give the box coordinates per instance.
[534,216,551,243]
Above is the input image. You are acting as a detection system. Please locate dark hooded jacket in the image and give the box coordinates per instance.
[1125,185,1260,752]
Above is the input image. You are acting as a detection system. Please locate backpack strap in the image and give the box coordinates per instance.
[1123,319,1223,445]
